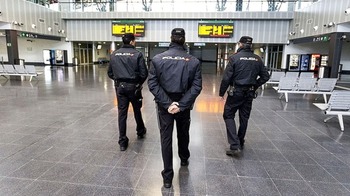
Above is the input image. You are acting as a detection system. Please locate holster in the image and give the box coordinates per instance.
[227,86,235,96]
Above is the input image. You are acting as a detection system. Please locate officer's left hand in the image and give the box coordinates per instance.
[170,106,180,114]
[168,102,180,114]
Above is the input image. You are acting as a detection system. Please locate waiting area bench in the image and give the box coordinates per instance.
[263,71,285,89]
[313,90,350,131]
[0,64,42,81]
[263,71,315,90]
[273,77,337,103]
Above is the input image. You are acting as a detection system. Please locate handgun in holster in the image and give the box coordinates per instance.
[134,84,143,97]
[227,86,235,96]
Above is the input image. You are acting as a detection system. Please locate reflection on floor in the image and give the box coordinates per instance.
[0,64,350,196]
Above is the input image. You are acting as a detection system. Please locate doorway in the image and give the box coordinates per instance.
[73,42,93,65]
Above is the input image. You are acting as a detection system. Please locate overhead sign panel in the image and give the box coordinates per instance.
[112,20,145,37]
[198,21,234,38]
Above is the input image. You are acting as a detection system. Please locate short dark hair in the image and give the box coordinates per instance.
[122,33,135,44]
[170,28,185,45]
[171,35,185,45]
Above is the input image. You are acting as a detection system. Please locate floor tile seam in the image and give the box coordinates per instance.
[32,161,86,183]
[251,141,315,193]
[264,115,334,155]
[301,151,350,168]
[270,178,320,196]
[240,151,284,196]
[304,151,350,168]
[1,156,56,179]
[132,155,151,190]
[12,178,39,196]
[203,154,209,195]
[292,160,343,184]
[98,151,141,187]
[49,180,100,196]
[244,175,313,196]
[41,147,82,163]
[333,154,350,168]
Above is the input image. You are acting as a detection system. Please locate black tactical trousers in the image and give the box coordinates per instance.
[223,88,254,150]
[116,83,146,147]
[157,104,191,183]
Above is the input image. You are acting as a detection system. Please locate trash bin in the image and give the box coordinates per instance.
[319,66,331,78]
[14,58,25,65]
[72,57,78,66]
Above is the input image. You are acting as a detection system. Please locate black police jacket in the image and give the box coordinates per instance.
[107,44,148,85]
[148,43,202,111]
[219,47,270,97]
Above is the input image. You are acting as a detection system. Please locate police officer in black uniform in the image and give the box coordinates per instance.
[148,28,202,188]
[219,36,270,156]
[108,33,148,151]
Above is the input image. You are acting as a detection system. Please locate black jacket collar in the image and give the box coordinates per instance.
[169,42,186,51]
[237,47,253,53]
[122,44,135,49]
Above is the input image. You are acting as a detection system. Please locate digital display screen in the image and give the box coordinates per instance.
[112,20,145,37]
[198,21,234,38]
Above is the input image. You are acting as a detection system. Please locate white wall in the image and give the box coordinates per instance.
[17,37,73,64]
[94,45,110,61]
[0,37,8,62]
[1,37,74,64]
[341,42,350,71]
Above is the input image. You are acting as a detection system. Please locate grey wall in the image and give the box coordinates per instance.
[289,0,350,40]
[0,0,65,37]
[66,19,290,44]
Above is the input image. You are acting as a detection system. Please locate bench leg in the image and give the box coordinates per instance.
[29,76,33,81]
[285,93,289,102]
[338,114,344,131]
[324,116,335,122]
[323,94,327,103]
[279,93,284,100]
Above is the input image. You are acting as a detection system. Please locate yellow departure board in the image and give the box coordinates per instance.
[112,20,145,37]
[198,21,234,38]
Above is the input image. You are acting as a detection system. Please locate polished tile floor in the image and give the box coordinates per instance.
[0,64,350,196]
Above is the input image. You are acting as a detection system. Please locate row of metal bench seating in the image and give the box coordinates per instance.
[273,77,337,103]
[0,64,42,81]
[263,71,315,90]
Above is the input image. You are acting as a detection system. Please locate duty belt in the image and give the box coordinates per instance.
[118,82,137,88]
[228,85,255,96]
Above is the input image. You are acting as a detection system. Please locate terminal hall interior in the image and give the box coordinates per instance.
[1,0,350,195]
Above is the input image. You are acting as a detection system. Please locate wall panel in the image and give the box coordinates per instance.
[67,19,289,44]
[289,0,350,40]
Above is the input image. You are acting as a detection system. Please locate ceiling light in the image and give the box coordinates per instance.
[345,8,350,15]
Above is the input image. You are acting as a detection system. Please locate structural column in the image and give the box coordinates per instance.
[224,44,229,69]
[110,41,116,54]
[217,45,222,72]
[328,33,343,78]
[6,30,19,64]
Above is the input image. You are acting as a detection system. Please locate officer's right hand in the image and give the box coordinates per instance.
[220,96,225,101]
